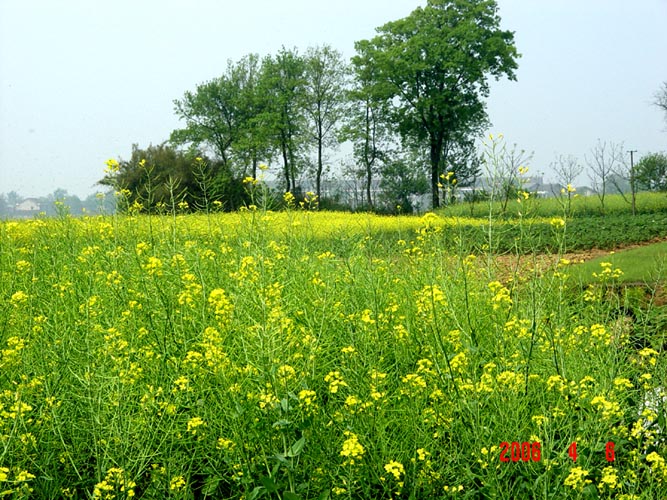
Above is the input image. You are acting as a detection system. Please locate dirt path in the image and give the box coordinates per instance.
[492,236,667,283]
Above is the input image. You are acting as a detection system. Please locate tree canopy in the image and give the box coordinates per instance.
[355,0,519,208]
[635,152,667,192]
[102,1,521,213]
[99,143,249,212]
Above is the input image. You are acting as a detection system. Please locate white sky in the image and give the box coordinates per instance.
[1,0,666,198]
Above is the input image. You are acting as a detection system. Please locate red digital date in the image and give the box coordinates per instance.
[499,441,541,462]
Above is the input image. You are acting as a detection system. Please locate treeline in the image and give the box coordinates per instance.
[100,0,519,213]
[0,190,116,218]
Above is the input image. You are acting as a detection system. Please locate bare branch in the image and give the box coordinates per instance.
[586,140,624,212]
[655,81,667,117]
[551,154,583,189]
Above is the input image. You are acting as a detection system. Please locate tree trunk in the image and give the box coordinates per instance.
[430,137,442,209]
[364,105,373,208]
[316,136,323,199]
[282,141,290,193]
[366,161,373,209]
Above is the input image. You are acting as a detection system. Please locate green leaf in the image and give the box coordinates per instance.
[272,419,292,429]
[202,476,222,495]
[248,486,265,500]
[287,436,306,457]
[283,492,303,500]
[260,476,278,493]
[273,453,292,468]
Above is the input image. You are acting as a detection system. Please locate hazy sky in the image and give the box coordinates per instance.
[1,0,666,198]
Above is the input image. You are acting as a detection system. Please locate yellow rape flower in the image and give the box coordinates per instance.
[598,466,618,491]
[564,466,591,491]
[324,371,348,394]
[104,158,120,173]
[340,431,364,466]
[217,437,235,450]
[187,416,206,435]
[277,364,296,381]
[11,290,29,305]
[170,476,186,491]
[384,460,405,481]
[298,389,317,406]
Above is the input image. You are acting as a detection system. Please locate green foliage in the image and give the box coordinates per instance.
[443,191,667,218]
[99,143,250,212]
[379,156,429,213]
[568,241,667,285]
[171,72,243,173]
[228,53,274,179]
[356,0,519,208]
[2,210,667,498]
[171,54,274,181]
[302,45,349,198]
[344,41,395,209]
[635,152,667,192]
[139,2,521,212]
[260,48,309,193]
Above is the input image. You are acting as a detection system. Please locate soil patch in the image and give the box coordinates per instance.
[493,236,667,283]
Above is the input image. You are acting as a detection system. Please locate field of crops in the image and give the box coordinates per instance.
[2,203,667,499]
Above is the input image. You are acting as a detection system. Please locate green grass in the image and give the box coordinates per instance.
[441,191,667,218]
[568,241,667,285]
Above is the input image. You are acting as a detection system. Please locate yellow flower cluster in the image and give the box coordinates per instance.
[187,416,206,435]
[384,460,405,481]
[298,389,317,408]
[93,467,136,499]
[598,466,618,491]
[592,261,623,280]
[564,466,591,491]
[488,281,512,311]
[340,431,364,466]
[169,475,186,491]
[208,288,234,323]
[646,452,667,483]
[325,371,348,394]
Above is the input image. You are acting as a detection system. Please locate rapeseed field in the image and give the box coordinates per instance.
[1,208,666,499]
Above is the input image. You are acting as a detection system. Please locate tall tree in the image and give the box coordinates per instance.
[230,54,273,179]
[261,48,307,193]
[635,152,667,192]
[551,154,583,193]
[6,191,20,211]
[303,45,349,198]
[356,0,519,208]
[345,40,395,208]
[586,140,624,213]
[171,62,246,176]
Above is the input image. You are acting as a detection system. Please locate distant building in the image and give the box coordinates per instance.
[576,186,597,197]
[523,176,564,198]
[15,198,41,213]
